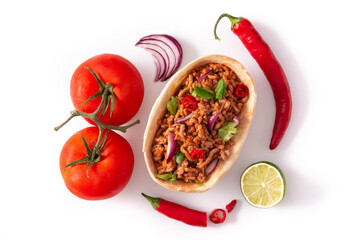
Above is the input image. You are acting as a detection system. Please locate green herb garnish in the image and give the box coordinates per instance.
[194,86,215,99]
[215,79,226,100]
[167,96,178,115]
[218,122,238,142]
[175,150,185,164]
[154,172,176,182]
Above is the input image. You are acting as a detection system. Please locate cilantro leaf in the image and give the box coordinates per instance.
[218,122,238,142]
[154,172,176,182]
[167,96,178,115]
[175,150,185,164]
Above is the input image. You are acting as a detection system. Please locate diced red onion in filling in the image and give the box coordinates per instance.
[205,158,219,175]
[207,112,220,131]
[198,70,213,82]
[233,116,239,126]
[166,133,177,162]
[175,112,193,123]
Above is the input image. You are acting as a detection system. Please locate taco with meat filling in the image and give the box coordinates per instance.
[143,54,256,192]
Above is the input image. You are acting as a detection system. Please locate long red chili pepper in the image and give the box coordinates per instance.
[214,13,292,150]
[141,193,207,227]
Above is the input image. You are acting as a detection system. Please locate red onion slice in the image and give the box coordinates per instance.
[136,34,183,82]
[136,42,170,81]
[141,34,183,76]
[233,116,239,126]
[166,133,177,163]
[175,112,193,123]
[207,112,221,131]
[206,158,219,175]
[138,39,176,78]
[137,47,167,82]
[198,70,213,82]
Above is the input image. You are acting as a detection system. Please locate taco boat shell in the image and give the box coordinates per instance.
[143,54,256,192]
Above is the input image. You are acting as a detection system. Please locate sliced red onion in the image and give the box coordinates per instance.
[138,47,167,82]
[135,43,169,81]
[206,158,219,175]
[136,34,183,82]
[175,112,193,123]
[142,35,183,77]
[233,116,239,126]
[166,133,177,163]
[198,70,213,82]
[207,112,221,131]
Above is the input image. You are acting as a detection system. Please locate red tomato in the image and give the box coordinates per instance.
[59,127,134,200]
[70,53,144,126]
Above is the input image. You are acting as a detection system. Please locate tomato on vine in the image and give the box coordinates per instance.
[55,75,140,200]
[70,53,144,126]
[60,127,134,200]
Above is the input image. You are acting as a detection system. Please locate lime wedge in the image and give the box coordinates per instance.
[240,161,285,208]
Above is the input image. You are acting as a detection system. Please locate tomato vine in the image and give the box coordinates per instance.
[54,68,140,177]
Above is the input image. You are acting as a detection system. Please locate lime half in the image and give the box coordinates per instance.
[241,161,285,208]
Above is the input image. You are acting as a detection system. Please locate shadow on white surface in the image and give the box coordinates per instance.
[280,165,323,208]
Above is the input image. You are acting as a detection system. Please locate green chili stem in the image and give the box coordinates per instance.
[214,13,242,40]
[141,193,161,209]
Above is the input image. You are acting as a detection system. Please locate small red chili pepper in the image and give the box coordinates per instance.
[209,209,226,224]
[142,193,207,227]
[214,14,292,150]
[226,199,237,213]
[182,95,198,112]
[234,84,248,98]
[190,149,205,159]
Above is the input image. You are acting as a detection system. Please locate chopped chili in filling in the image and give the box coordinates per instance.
[152,63,249,183]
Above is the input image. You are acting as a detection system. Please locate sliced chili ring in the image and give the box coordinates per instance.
[209,208,226,224]
[190,149,205,159]
[182,95,198,112]
[234,83,249,98]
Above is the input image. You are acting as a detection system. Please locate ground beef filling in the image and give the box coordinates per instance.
[152,63,249,183]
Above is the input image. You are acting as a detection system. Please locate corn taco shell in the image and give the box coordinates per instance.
[143,54,256,192]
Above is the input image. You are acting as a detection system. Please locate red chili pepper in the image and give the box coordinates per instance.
[209,209,226,224]
[214,14,292,150]
[190,149,205,159]
[226,199,237,213]
[142,193,207,227]
[182,95,198,112]
[234,83,248,98]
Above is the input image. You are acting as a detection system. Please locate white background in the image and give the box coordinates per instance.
[1,0,359,239]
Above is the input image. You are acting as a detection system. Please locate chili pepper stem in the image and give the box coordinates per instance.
[141,193,161,209]
[214,13,242,40]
